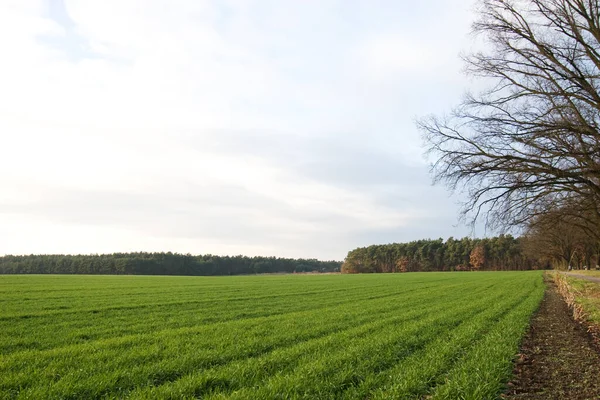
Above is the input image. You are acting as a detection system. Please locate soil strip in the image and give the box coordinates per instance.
[505,276,600,399]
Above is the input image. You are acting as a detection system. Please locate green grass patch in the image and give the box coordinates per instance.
[0,272,544,399]
[566,276,600,325]
[571,270,600,278]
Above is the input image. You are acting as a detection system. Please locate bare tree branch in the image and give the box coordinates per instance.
[420,0,600,235]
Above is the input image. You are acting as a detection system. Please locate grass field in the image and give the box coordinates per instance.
[565,274,600,325]
[571,270,600,278]
[0,272,544,399]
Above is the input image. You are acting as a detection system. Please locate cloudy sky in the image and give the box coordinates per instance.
[0,0,481,260]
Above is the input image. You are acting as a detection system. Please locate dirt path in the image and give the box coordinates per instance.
[505,276,600,399]
[564,272,600,284]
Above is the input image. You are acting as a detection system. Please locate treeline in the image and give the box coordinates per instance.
[0,253,342,276]
[342,235,547,274]
[522,211,600,271]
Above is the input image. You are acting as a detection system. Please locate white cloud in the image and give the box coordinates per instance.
[0,0,478,259]
[359,35,436,78]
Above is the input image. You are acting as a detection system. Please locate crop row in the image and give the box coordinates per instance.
[0,272,544,399]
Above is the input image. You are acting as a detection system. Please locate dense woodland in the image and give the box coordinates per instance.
[2,231,595,276]
[0,253,341,275]
[342,235,548,273]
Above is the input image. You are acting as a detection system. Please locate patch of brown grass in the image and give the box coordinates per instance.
[554,272,600,349]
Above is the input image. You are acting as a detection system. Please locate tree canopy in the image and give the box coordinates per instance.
[342,235,546,273]
[0,253,341,276]
[420,0,600,236]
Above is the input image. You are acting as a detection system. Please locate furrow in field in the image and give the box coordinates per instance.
[353,278,543,399]
[0,276,491,321]
[197,283,522,399]
[1,282,460,370]
[114,283,506,399]
[5,296,445,399]
[0,280,491,355]
[0,281,376,304]
[0,283,397,320]
[2,283,488,399]
[426,278,544,399]
[0,284,416,354]
[0,272,544,400]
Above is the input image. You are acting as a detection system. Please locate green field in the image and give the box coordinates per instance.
[0,272,544,399]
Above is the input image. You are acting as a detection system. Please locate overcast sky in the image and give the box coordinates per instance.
[0,0,482,260]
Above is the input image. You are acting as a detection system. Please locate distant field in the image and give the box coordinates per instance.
[565,274,600,325]
[0,272,544,399]
[572,270,600,277]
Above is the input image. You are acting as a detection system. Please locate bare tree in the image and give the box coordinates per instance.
[419,0,600,235]
[522,208,600,268]
[523,211,581,268]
